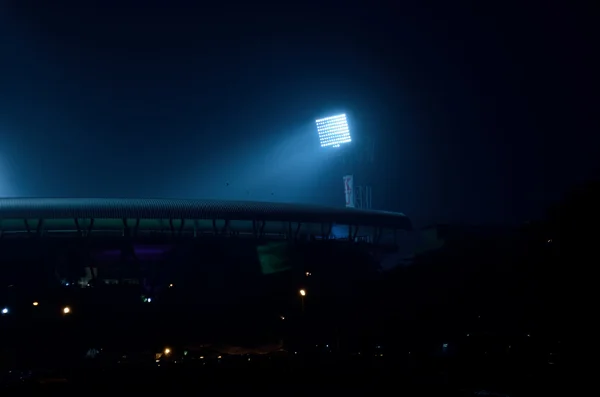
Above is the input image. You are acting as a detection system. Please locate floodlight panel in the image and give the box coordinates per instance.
[316,114,351,148]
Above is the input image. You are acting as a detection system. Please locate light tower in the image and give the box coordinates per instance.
[315,114,351,148]
[315,113,373,210]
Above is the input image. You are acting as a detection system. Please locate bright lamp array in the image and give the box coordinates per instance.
[316,114,351,148]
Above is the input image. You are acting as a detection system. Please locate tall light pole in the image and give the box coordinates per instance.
[315,113,373,211]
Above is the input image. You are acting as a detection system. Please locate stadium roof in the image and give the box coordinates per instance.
[0,198,411,231]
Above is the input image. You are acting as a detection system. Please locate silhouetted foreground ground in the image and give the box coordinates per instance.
[1,355,565,395]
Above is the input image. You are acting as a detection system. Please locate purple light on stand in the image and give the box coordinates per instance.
[97,245,172,260]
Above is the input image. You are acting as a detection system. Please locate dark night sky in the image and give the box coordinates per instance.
[0,0,597,226]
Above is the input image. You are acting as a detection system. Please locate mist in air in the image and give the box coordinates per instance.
[1,2,597,227]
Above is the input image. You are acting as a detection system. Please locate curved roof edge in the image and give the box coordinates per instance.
[0,198,412,230]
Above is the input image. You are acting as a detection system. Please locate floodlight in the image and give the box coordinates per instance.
[315,114,351,148]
